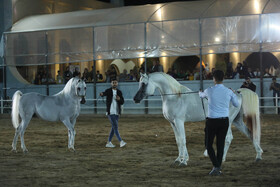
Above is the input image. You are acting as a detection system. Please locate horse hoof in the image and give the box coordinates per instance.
[23,150,28,154]
[69,148,76,153]
[256,158,262,162]
[170,160,180,167]
[11,149,17,153]
[179,162,187,167]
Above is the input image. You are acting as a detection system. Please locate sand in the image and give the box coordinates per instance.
[0,114,279,186]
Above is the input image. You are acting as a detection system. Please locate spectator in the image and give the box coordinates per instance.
[137,68,145,81]
[82,68,91,82]
[202,69,208,80]
[47,73,55,83]
[226,62,233,79]
[171,69,179,79]
[188,73,194,80]
[263,68,272,77]
[254,68,261,78]
[269,77,280,113]
[119,69,127,82]
[63,66,73,84]
[139,67,145,74]
[157,61,164,72]
[240,77,256,92]
[236,62,244,77]
[34,73,41,85]
[275,67,280,78]
[167,68,173,76]
[185,70,191,80]
[232,67,240,79]
[177,70,186,79]
[105,70,111,83]
[269,65,276,76]
[205,63,210,74]
[127,70,137,81]
[133,72,138,81]
[151,61,159,73]
[89,66,95,81]
[207,68,215,80]
[96,70,104,82]
[109,68,117,82]
[56,70,64,84]
[242,61,249,78]
[245,67,256,78]
[41,74,47,84]
[194,69,200,80]
[72,67,81,78]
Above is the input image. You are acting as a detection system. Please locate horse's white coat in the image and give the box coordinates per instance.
[11,77,86,152]
[134,72,263,165]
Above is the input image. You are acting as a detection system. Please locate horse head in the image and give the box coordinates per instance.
[73,78,87,104]
[133,73,155,103]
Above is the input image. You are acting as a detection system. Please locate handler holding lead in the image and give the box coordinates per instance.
[199,70,239,176]
[100,78,126,148]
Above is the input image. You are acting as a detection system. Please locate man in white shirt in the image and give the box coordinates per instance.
[199,70,239,176]
[100,79,126,148]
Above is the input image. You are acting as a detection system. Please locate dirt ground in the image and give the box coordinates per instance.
[0,114,279,187]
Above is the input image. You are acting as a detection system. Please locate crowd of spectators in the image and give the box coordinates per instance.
[33,67,55,85]
[165,61,280,81]
[33,61,280,85]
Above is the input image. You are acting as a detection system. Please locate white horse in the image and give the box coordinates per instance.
[11,77,87,153]
[133,72,263,166]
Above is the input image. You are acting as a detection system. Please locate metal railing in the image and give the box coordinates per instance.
[1,96,279,114]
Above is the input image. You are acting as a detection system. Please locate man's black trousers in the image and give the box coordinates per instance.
[205,117,229,168]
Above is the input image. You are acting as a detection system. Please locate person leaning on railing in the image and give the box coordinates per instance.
[269,76,280,114]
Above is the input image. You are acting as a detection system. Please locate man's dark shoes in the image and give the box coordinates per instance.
[209,167,222,176]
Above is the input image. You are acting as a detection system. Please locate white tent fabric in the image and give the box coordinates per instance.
[3,0,280,66]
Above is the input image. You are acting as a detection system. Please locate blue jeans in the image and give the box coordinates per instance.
[108,115,122,142]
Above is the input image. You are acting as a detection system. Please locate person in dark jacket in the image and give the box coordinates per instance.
[240,77,256,92]
[100,79,126,148]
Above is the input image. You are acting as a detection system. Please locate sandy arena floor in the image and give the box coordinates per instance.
[0,114,279,186]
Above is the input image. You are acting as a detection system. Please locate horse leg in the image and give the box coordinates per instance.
[173,118,188,166]
[170,122,181,165]
[222,125,233,162]
[233,114,263,161]
[62,119,75,151]
[19,114,32,153]
[68,129,71,148]
[70,118,77,150]
[12,126,21,152]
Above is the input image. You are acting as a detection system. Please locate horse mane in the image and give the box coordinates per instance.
[55,77,78,96]
[151,72,191,94]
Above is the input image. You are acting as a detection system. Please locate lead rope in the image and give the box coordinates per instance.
[148,91,199,97]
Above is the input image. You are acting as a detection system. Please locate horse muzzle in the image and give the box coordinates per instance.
[80,96,86,104]
[133,95,141,103]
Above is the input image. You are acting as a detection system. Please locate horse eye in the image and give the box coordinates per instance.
[78,87,81,91]
[84,87,87,90]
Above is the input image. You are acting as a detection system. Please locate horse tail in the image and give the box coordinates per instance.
[238,88,261,145]
[11,90,22,129]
